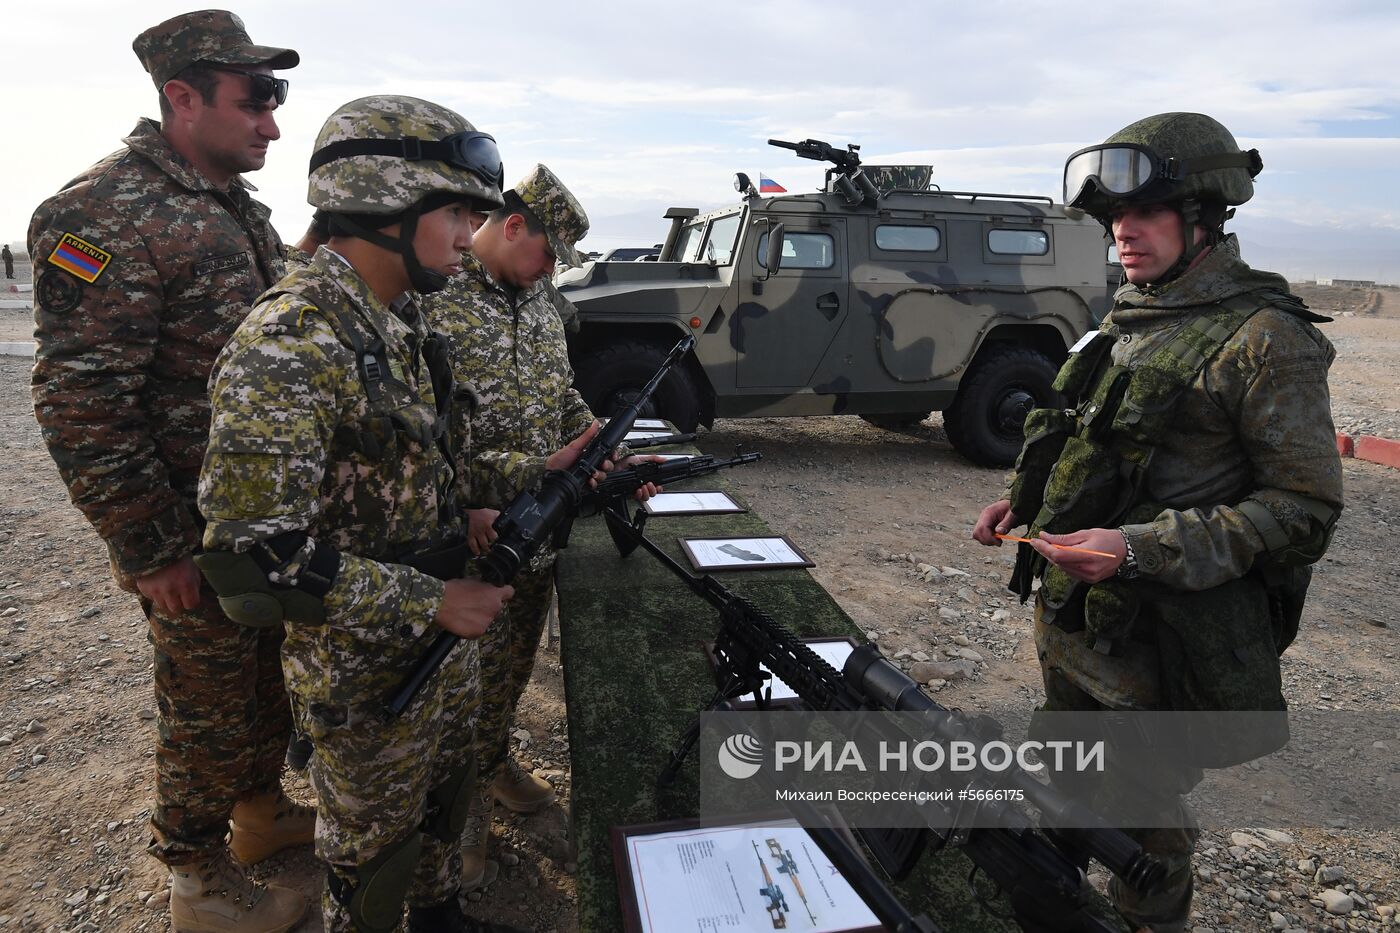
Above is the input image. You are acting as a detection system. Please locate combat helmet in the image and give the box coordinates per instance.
[1063,112,1262,282]
[308,95,505,293]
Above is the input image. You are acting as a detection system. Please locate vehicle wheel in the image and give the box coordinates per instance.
[573,339,703,432]
[859,412,932,430]
[942,345,1060,468]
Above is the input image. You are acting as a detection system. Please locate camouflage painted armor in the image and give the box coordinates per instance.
[29,118,290,865]
[200,248,481,927]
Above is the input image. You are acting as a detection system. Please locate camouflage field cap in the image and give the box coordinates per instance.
[133,10,299,88]
[308,96,505,215]
[514,164,589,268]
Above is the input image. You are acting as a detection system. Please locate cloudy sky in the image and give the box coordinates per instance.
[4,0,1398,281]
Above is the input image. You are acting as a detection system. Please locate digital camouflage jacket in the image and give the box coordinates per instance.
[425,253,596,509]
[200,249,462,703]
[30,118,284,585]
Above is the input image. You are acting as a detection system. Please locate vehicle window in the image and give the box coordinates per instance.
[1107,243,1120,263]
[672,221,704,262]
[757,231,834,270]
[988,228,1049,255]
[701,214,742,264]
[875,224,941,252]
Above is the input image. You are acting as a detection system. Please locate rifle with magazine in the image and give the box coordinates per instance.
[386,335,696,716]
[601,502,1164,933]
[583,448,761,509]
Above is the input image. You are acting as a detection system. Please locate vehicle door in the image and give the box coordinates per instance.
[735,218,848,388]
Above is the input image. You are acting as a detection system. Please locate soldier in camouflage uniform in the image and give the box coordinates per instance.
[424,164,655,886]
[29,11,309,932]
[198,95,539,933]
[973,113,1343,932]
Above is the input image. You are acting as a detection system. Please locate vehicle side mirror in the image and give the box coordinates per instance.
[765,223,786,275]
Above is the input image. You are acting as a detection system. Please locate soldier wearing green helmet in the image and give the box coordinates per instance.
[197,95,531,933]
[974,112,1343,932]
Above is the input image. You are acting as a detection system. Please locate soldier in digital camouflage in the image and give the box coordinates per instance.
[29,11,309,932]
[423,164,657,886]
[973,112,1343,932]
[197,93,560,933]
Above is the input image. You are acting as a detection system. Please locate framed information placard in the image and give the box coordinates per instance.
[680,535,814,571]
[642,490,745,516]
[612,816,882,933]
[705,637,859,710]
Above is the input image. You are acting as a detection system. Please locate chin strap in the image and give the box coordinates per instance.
[1143,198,1230,290]
[328,207,449,295]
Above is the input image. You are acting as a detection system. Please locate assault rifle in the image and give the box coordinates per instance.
[386,336,696,716]
[602,503,1164,933]
[583,448,761,508]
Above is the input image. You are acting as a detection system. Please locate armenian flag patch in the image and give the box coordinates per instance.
[47,233,113,284]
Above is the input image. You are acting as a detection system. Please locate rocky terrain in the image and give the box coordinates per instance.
[0,284,1395,932]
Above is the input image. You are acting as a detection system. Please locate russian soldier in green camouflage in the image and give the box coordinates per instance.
[423,164,656,885]
[30,11,309,932]
[198,94,523,933]
[973,112,1343,933]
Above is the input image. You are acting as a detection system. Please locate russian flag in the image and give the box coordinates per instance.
[759,174,787,194]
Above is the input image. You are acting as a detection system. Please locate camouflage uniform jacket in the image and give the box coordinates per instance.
[29,118,284,585]
[426,253,595,509]
[1097,238,1343,591]
[200,248,460,703]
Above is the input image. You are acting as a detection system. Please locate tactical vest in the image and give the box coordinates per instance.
[1007,289,1314,733]
[260,267,464,559]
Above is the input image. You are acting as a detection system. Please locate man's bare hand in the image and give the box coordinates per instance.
[617,455,664,501]
[433,578,514,639]
[972,499,1019,546]
[546,421,607,486]
[136,557,203,615]
[1030,528,1126,584]
[466,508,500,556]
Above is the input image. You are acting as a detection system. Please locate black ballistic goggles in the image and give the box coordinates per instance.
[211,66,289,106]
[1063,143,1261,206]
[308,132,504,191]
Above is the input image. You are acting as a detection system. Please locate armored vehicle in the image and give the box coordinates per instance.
[559,138,1119,466]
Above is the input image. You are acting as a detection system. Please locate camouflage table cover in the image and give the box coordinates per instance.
[556,459,1030,932]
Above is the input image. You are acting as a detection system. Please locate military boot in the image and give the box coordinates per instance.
[461,792,499,891]
[407,897,526,933]
[229,789,316,865]
[490,758,555,814]
[169,850,307,933]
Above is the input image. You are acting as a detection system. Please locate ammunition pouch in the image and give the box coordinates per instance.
[327,831,424,933]
[1006,406,1074,522]
[194,549,329,627]
[423,755,477,843]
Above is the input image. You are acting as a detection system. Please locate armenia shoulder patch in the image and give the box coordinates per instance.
[47,232,112,283]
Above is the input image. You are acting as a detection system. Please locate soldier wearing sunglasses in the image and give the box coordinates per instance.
[974,113,1342,932]
[29,10,308,933]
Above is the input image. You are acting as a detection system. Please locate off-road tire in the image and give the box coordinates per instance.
[859,412,933,430]
[572,339,703,432]
[942,345,1060,468]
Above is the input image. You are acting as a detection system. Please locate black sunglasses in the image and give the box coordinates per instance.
[210,66,289,106]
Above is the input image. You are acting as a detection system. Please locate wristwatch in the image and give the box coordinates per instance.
[1116,530,1140,580]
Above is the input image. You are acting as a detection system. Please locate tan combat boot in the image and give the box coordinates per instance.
[490,758,555,814]
[461,792,499,891]
[170,850,307,933]
[229,790,316,865]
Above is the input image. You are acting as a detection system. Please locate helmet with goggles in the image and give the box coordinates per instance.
[1064,112,1261,219]
[307,95,504,294]
[308,95,504,215]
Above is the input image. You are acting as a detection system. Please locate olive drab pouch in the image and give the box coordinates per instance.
[1082,578,1142,656]
[1263,563,1311,655]
[1036,563,1085,633]
[1007,406,1075,522]
[1150,575,1288,766]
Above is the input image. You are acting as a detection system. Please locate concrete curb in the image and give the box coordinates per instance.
[1337,432,1400,470]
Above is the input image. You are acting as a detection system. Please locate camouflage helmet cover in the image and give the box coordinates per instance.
[513,164,589,268]
[133,10,299,88]
[1067,112,1260,218]
[308,95,504,215]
